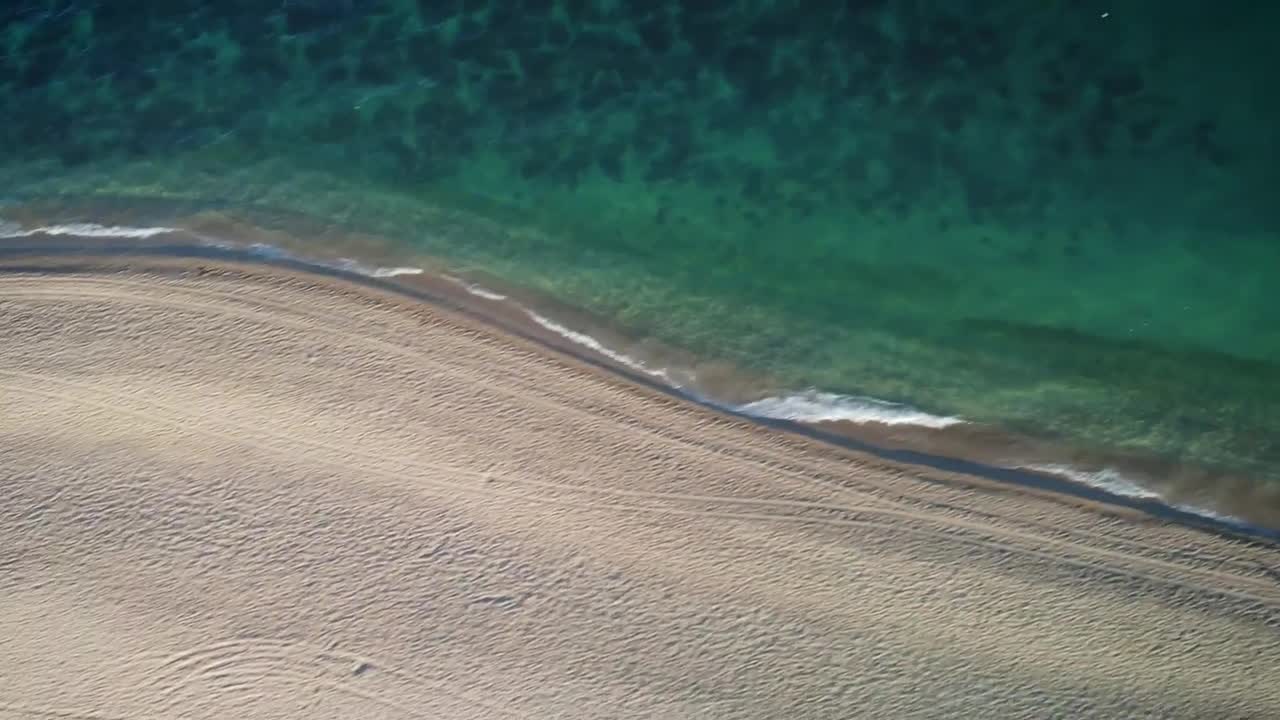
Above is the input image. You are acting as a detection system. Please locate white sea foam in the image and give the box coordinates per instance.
[0,222,179,239]
[334,257,424,278]
[245,242,288,257]
[1025,464,1160,500]
[1025,463,1243,522]
[442,274,508,300]
[205,241,427,279]
[738,390,964,428]
[516,316,962,431]
[1173,503,1243,522]
[371,266,425,277]
[525,310,677,384]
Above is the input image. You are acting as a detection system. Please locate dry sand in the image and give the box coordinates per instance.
[1,256,1278,719]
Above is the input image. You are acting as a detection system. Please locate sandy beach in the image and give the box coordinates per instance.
[2,254,1278,719]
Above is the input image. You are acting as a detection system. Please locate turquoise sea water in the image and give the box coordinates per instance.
[3,2,1278,519]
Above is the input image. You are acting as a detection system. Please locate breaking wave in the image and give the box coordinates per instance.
[738,390,965,428]
[0,221,179,239]
[1026,463,1242,522]
[1024,464,1160,500]
[193,239,427,280]
[524,309,679,384]
[443,275,508,300]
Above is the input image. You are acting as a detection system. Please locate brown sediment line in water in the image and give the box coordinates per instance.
[5,203,1280,531]
[2,252,1279,718]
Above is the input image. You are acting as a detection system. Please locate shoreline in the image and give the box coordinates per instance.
[6,250,1278,717]
[2,225,1277,545]
[5,200,1279,512]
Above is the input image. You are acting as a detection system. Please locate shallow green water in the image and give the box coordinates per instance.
[3,1,1279,487]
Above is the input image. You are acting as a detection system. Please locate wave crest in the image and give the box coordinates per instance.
[1024,464,1159,500]
[525,310,678,384]
[0,222,179,239]
[738,390,964,428]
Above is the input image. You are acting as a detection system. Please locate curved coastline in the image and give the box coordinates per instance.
[6,248,1280,718]
[3,229,1277,546]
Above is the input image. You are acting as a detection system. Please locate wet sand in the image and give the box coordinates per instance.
[2,254,1279,718]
